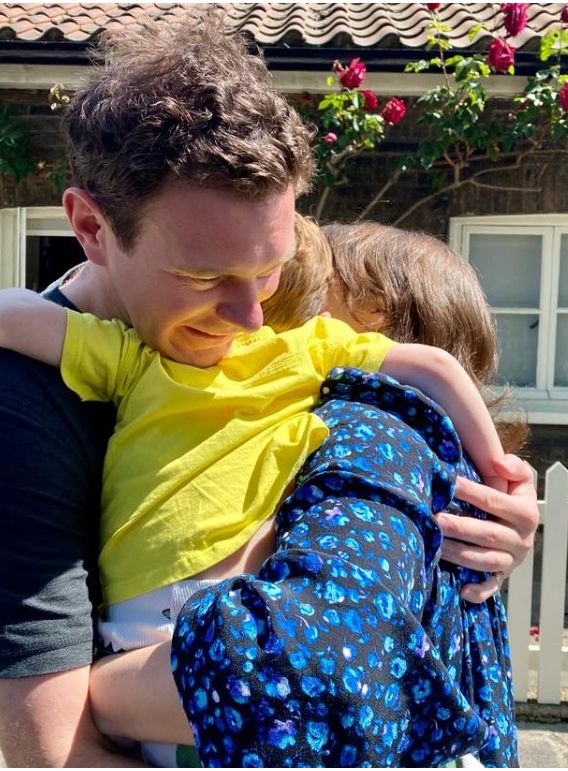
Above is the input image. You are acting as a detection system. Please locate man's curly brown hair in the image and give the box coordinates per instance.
[64,9,314,249]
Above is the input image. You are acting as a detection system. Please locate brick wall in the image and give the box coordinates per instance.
[298,96,568,233]
[0,89,68,207]
[6,89,568,226]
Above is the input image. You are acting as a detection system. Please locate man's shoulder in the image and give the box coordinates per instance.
[0,284,116,436]
[0,340,116,454]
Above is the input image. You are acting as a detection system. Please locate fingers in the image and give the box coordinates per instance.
[439,528,513,604]
[454,471,538,538]
[437,511,518,554]
[460,575,505,604]
[492,454,533,483]
[438,506,533,569]
[441,454,538,600]
[439,530,515,574]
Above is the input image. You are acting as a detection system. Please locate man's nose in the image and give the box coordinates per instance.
[217,290,264,332]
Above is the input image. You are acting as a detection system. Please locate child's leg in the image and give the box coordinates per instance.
[172,370,489,768]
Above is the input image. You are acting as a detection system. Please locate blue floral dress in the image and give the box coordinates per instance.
[171,368,517,768]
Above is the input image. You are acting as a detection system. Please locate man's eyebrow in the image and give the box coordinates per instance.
[168,267,222,278]
[168,250,297,278]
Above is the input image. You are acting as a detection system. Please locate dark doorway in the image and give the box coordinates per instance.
[26,235,85,292]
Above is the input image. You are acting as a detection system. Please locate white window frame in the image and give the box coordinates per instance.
[0,206,75,290]
[450,214,568,424]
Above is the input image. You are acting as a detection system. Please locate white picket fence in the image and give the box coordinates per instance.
[506,462,568,704]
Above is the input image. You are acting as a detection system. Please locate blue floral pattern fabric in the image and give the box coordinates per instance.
[171,368,517,768]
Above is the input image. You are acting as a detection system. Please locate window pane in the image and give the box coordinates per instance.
[494,313,538,387]
[555,315,568,386]
[559,235,568,307]
[469,234,541,307]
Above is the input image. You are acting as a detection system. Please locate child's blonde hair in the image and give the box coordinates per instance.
[262,213,333,332]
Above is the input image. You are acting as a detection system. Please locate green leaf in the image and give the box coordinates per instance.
[351,91,363,110]
[326,75,335,88]
[426,34,441,51]
[540,29,568,62]
[318,96,334,111]
[454,59,473,82]
[433,21,452,34]
[467,23,484,42]
[405,59,431,73]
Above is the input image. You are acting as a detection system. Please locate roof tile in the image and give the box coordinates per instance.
[0,3,563,49]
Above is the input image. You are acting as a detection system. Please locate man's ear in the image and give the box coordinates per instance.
[62,188,110,266]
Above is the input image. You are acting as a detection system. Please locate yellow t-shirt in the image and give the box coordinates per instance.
[61,311,394,605]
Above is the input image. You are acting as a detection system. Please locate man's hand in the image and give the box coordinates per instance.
[437,454,538,603]
[0,667,146,767]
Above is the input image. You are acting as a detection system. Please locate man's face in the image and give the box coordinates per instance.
[103,182,297,367]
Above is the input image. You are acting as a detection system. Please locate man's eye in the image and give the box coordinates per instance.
[186,276,221,290]
[258,267,279,280]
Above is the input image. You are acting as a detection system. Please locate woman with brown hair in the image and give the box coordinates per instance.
[264,218,530,600]
[265,219,525,766]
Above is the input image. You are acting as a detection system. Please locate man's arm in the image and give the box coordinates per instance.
[0,669,145,768]
[0,345,130,767]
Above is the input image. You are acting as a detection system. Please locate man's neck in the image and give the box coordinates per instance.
[58,261,127,322]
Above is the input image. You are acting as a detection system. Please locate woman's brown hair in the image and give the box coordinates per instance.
[323,222,528,453]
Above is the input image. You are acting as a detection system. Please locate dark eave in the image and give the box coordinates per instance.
[0,38,549,78]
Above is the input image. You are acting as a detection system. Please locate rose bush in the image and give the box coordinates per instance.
[309,56,406,198]
[306,2,568,222]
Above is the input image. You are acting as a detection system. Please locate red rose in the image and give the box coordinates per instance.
[339,57,367,89]
[559,83,568,112]
[426,3,442,10]
[501,3,529,37]
[562,5,568,24]
[381,97,406,125]
[323,132,338,144]
[487,37,516,72]
[362,90,378,110]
